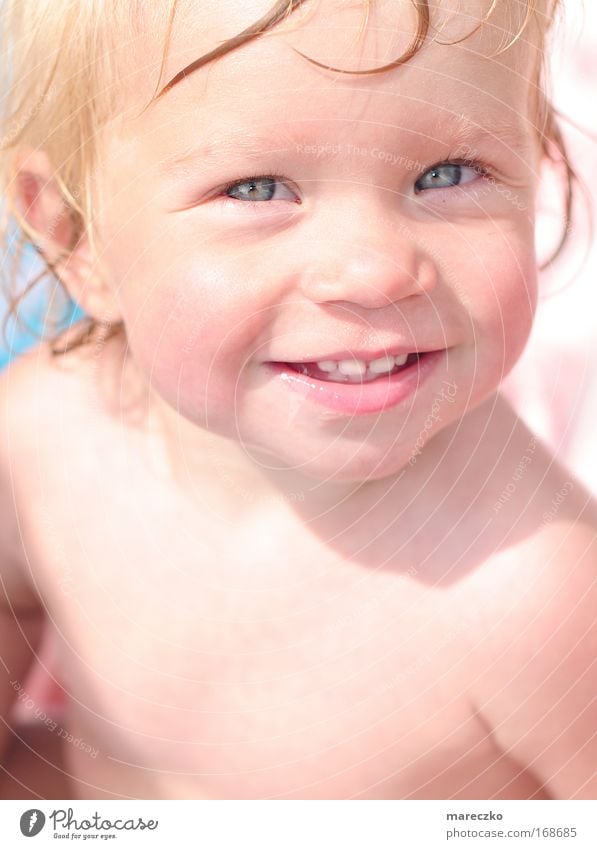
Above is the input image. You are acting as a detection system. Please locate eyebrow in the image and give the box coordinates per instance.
[446,112,534,160]
[158,126,307,178]
[158,114,533,181]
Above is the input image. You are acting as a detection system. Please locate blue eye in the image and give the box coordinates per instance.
[414,162,481,194]
[227,177,275,201]
[223,175,295,202]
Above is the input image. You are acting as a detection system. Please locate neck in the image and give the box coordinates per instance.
[161,415,380,520]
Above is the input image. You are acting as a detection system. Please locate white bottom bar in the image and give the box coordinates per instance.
[1,800,596,847]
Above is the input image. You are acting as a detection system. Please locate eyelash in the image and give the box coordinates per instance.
[414,159,492,193]
[217,159,493,204]
[218,174,292,202]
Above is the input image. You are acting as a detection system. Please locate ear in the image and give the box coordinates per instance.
[14,149,122,323]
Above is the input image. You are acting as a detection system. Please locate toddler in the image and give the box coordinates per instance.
[0,0,595,800]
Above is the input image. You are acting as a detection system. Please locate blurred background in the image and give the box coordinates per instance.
[0,245,51,369]
[502,0,597,497]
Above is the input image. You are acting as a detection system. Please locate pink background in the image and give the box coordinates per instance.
[503,2,597,495]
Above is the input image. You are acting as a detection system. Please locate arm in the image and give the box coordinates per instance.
[0,597,46,780]
[0,362,66,798]
[0,484,50,795]
[471,520,597,799]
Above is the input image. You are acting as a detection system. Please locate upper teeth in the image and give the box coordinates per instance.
[317,354,408,376]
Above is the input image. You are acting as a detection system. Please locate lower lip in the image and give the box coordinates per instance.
[264,350,447,415]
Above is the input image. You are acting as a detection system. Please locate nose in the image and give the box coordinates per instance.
[298,209,437,310]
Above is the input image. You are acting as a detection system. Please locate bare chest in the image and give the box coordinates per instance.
[16,414,548,799]
[20,480,535,799]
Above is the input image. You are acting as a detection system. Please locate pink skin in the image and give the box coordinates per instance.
[90,0,540,482]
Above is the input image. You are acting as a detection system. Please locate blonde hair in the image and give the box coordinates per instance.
[0,0,570,355]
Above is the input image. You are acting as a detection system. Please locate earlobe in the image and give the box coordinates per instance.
[57,237,123,324]
[13,149,122,324]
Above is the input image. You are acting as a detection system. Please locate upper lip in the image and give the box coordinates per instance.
[272,347,441,363]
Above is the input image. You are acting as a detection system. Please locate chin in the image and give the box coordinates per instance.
[242,436,424,484]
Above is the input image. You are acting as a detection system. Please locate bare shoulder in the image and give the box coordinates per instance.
[1,338,94,438]
[1,328,129,421]
[0,329,146,454]
[463,426,597,798]
[0,331,143,580]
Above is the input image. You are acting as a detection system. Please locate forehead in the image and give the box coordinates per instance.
[106,0,540,162]
[121,0,539,98]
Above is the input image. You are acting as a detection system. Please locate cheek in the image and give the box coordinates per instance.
[127,270,260,388]
[466,231,538,370]
[98,215,272,401]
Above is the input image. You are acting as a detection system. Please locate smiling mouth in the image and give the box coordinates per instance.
[278,352,423,384]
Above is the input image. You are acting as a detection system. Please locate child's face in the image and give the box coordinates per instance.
[91,0,540,480]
